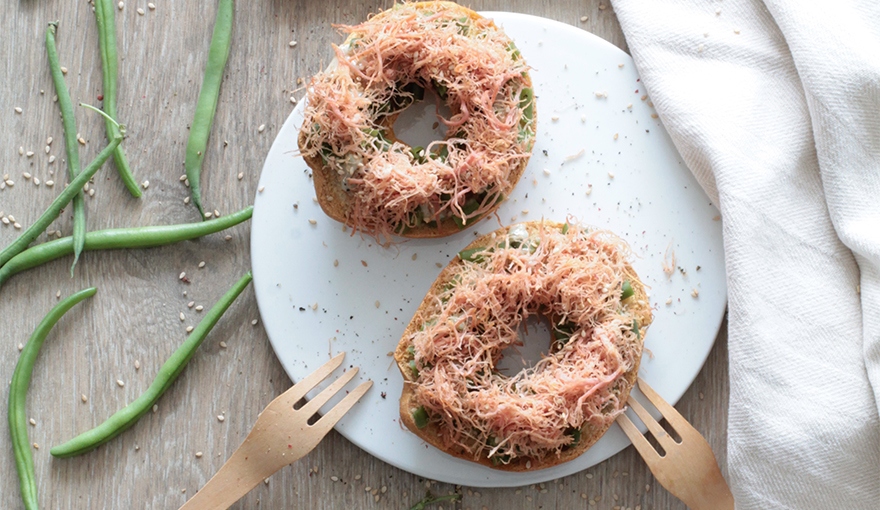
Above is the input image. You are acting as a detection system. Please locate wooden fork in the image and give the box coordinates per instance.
[616,378,734,510]
[179,352,372,510]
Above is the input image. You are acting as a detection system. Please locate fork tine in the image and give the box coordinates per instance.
[616,413,661,464]
[638,378,689,431]
[280,352,345,406]
[298,366,360,417]
[312,380,373,435]
[628,397,678,451]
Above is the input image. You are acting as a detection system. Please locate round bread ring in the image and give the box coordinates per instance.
[394,221,652,471]
[298,1,536,241]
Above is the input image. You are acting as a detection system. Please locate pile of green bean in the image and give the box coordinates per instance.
[2,2,246,508]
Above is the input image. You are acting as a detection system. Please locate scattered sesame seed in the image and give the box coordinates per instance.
[691,288,700,298]
[311,302,318,311]
[618,63,625,68]
[289,41,298,47]
[81,394,88,403]
[55,290,61,298]
[264,479,270,485]
[32,443,39,450]
[34,177,41,186]
[698,44,705,53]
[25,151,34,158]
[734,29,741,34]
[13,222,22,230]
[613,133,619,140]
[148,2,156,9]
[627,103,633,109]
[179,312,186,321]
[550,115,559,121]
[374,300,380,308]
[333,259,339,267]
[179,272,187,280]
[330,476,339,482]
[204,212,213,219]
[258,186,265,193]
[361,260,368,267]
[665,298,673,305]
[198,261,206,268]
[18,343,23,351]
[29,418,36,426]
[137,7,145,15]
[599,3,606,10]
[7,214,15,222]
[118,1,124,9]
[308,219,317,225]
[594,91,608,98]
[187,301,195,309]
[219,341,227,349]
[22,172,31,180]
[608,172,615,179]
[135,360,140,370]
[152,404,158,413]
[258,124,266,133]
[14,107,22,114]
[641,94,648,101]
[77,136,85,145]
[543,168,551,175]
[290,96,297,104]
[45,180,54,187]
[186,326,194,333]
[224,235,232,241]
[195,451,203,458]
[237,172,244,180]
[651,113,659,119]
[183,196,190,204]
[195,305,204,312]
[0,217,7,225]
[217,415,225,422]
[179,174,187,182]
[141,180,149,189]
[521,209,529,215]
[116,379,125,387]
[355,474,362,480]
[18,147,24,155]
[580,15,588,22]
[251,319,259,326]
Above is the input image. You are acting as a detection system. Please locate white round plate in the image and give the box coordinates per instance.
[251,12,726,487]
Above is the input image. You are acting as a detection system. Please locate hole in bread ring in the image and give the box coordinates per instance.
[397,221,652,470]
[299,2,537,242]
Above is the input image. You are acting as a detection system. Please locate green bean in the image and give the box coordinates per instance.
[9,287,97,510]
[412,406,429,429]
[0,135,121,270]
[0,206,252,290]
[94,0,140,197]
[51,273,252,458]
[621,280,634,300]
[46,22,88,277]
[185,0,234,218]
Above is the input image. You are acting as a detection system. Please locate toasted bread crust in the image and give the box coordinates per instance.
[394,221,652,471]
[299,1,535,239]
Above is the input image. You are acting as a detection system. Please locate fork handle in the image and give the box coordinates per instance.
[179,440,280,510]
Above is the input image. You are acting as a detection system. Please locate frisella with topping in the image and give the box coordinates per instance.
[394,221,652,470]
[298,1,536,241]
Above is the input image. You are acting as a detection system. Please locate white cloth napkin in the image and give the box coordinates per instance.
[609,0,880,508]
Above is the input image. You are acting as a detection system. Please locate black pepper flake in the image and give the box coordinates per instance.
[299,306,306,311]
[380,392,387,399]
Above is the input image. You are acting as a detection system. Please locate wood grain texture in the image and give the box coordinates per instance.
[0,1,728,509]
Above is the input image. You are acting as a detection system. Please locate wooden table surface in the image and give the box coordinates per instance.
[0,1,729,508]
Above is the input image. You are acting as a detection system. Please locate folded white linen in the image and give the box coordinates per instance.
[609,0,880,507]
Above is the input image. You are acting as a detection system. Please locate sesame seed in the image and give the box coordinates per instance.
[17,343,23,351]
[34,177,41,186]
[187,301,195,309]
[118,1,124,9]
[665,298,673,305]
[627,103,633,109]
[179,272,186,280]
[183,196,190,204]
[691,288,700,298]
[618,63,625,68]
[551,115,559,121]
[179,312,186,321]
[251,319,259,326]
[224,235,232,241]
[288,41,298,47]
[237,172,243,180]
[88,188,95,197]
[258,186,265,193]
[141,180,149,189]
[204,212,213,219]
[44,145,50,154]
[651,113,659,119]
[179,174,187,182]
[135,360,140,370]
[599,3,606,9]
[29,418,36,426]
[543,168,551,175]
[217,415,225,422]
[311,302,318,311]
[521,209,529,215]
[1,218,7,225]
[594,91,607,98]
[213,209,220,217]
[18,147,23,155]
[148,2,156,9]
[45,180,54,187]
[333,259,339,267]
[290,96,297,104]
[734,28,741,34]
[264,479,270,485]
[195,305,204,312]
[13,222,22,230]
[330,476,339,482]
[81,394,88,403]
[14,107,22,114]
[580,15,588,21]
[32,443,39,450]
[48,155,56,164]
[374,300,380,308]
[308,219,317,225]
[152,404,158,413]
[186,326,194,333]
[613,133,619,140]
[641,94,648,101]
[22,172,31,180]
[195,451,203,458]
[7,214,15,222]
[219,341,227,349]
[25,151,34,158]
[77,136,85,145]
[116,379,125,387]
[137,7,145,15]
[258,124,266,133]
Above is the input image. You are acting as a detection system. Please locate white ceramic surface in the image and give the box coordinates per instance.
[251,12,726,487]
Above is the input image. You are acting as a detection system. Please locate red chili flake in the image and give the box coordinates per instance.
[288,444,293,449]
[635,89,639,93]
[97,94,104,101]
[180,275,191,284]
[361,260,368,267]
